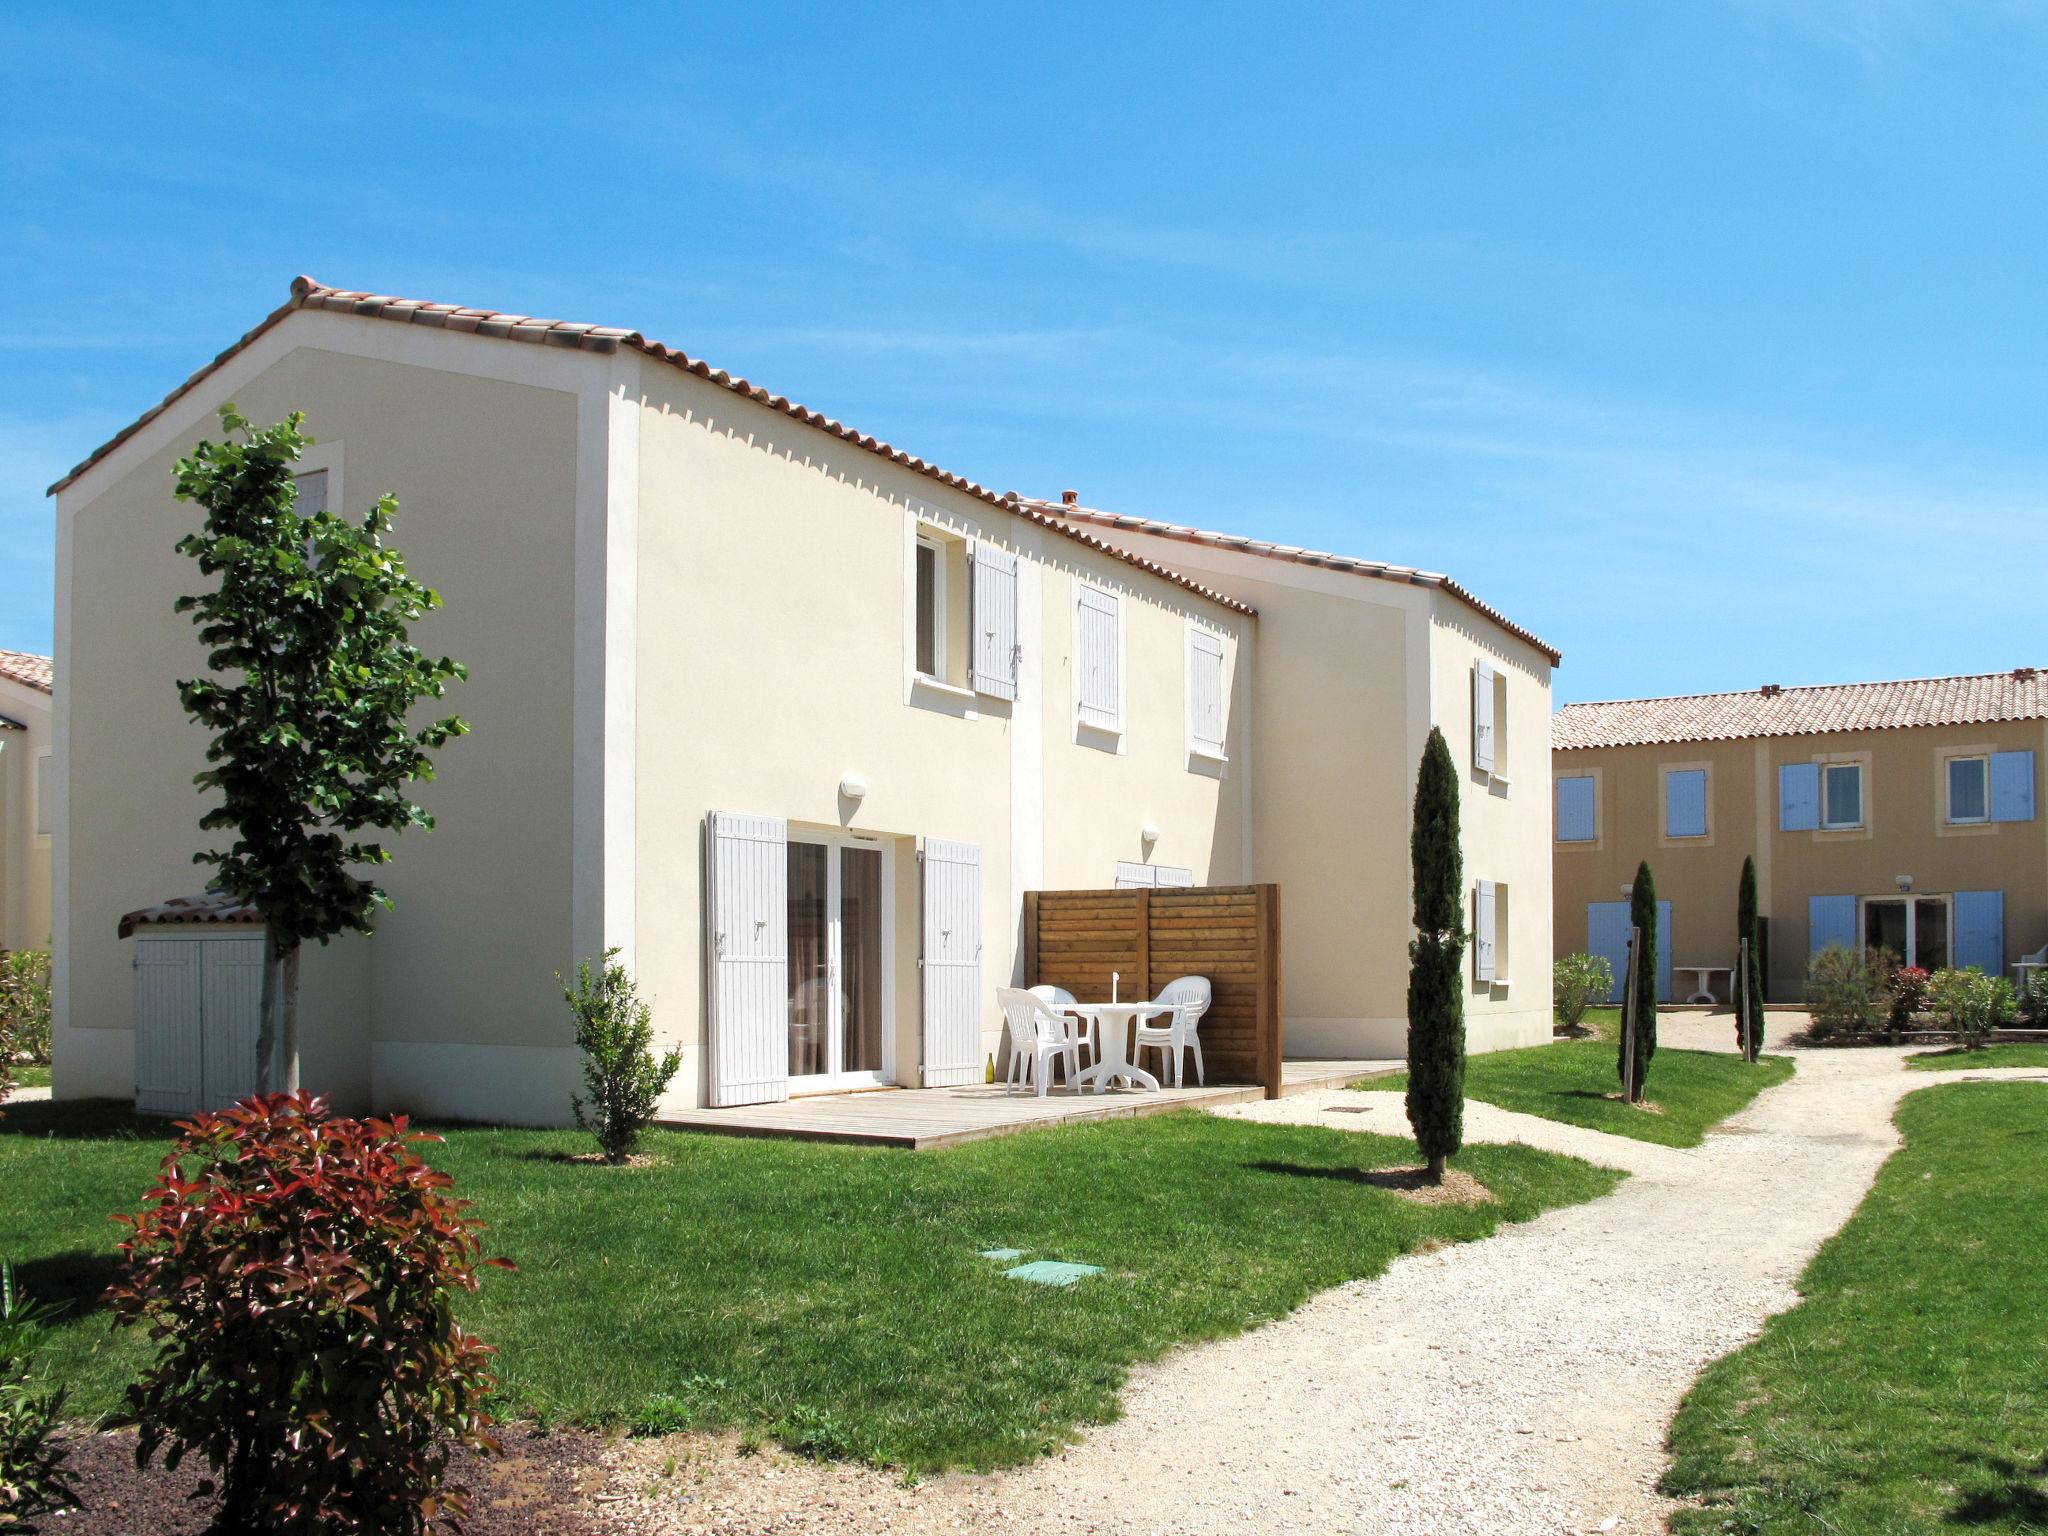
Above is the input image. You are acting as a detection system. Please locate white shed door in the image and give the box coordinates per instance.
[201,938,265,1108]
[706,812,791,1107]
[921,837,982,1087]
[134,940,204,1115]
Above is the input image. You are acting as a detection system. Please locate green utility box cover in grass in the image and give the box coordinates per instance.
[1003,1260,1104,1286]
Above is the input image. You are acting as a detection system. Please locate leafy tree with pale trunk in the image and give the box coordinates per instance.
[1737,856,1766,1062]
[1620,860,1658,1101]
[174,406,466,1095]
[1405,726,1466,1182]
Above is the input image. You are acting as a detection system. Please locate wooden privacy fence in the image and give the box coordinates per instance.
[1021,884,1284,1098]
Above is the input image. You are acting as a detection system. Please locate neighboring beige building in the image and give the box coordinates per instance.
[48,276,1555,1123]
[0,650,54,954]
[1552,670,2047,1003]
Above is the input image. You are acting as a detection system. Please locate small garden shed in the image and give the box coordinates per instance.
[118,892,265,1115]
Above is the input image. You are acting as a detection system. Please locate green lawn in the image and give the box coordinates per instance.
[1559,1006,1621,1041]
[1357,1040,1793,1147]
[0,1099,1620,1471]
[10,1065,50,1089]
[1907,1042,2048,1071]
[1663,1081,2048,1533]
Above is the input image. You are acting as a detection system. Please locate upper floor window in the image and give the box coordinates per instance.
[1821,762,1863,830]
[1555,774,1596,843]
[1947,755,1990,824]
[1185,622,1226,763]
[1075,582,1123,737]
[914,535,946,680]
[1472,660,1508,780]
[1664,768,1708,838]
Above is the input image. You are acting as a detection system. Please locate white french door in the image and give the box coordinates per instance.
[786,833,892,1093]
[1862,895,1951,971]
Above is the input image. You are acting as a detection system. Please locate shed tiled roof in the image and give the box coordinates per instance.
[49,278,1256,619]
[1553,668,2048,751]
[0,651,52,694]
[1023,500,1561,666]
[117,890,263,940]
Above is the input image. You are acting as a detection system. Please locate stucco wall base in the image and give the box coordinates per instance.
[1288,1008,1553,1061]
[51,1024,132,1100]
[370,1042,582,1128]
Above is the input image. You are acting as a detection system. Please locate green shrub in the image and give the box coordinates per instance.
[1925,967,2017,1049]
[1804,945,1889,1040]
[566,949,681,1165]
[0,951,49,1068]
[0,1261,73,1527]
[2016,970,2048,1028]
[1552,953,1614,1032]
[107,1092,509,1534]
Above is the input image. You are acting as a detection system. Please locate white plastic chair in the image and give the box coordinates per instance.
[997,987,1084,1097]
[2015,944,2048,985]
[1134,975,1212,1087]
[1029,984,1093,1067]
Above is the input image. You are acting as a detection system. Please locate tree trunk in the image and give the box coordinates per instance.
[254,924,302,1096]
[1426,1152,1446,1184]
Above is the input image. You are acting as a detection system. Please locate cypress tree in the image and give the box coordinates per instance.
[1620,860,1658,1101]
[1406,727,1466,1182]
[1737,857,1765,1062]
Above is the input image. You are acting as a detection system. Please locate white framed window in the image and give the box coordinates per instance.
[293,468,329,517]
[914,534,946,681]
[1947,755,1989,824]
[1074,581,1124,739]
[35,750,52,838]
[1185,620,1226,764]
[1821,762,1864,830]
[1472,660,1510,784]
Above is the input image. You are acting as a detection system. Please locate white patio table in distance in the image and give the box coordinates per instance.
[1674,964,1734,1005]
[1066,1003,1173,1092]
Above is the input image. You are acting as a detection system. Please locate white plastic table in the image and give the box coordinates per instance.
[1675,965,1734,1005]
[1066,1003,1172,1093]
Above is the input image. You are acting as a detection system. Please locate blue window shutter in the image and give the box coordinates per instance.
[1991,751,2035,823]
[1780,763,1820,831]
[1587,903,1631,1003]
[1665,770,1707,838]
[1556,776,1596,842]
[1657,900,1674,1003]
[1955,891,2005,975]
[1808,894,1857,956]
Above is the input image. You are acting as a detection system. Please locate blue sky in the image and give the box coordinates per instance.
[5,2,2044,704]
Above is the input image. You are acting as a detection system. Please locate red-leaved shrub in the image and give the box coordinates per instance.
[107,1092,511,1534]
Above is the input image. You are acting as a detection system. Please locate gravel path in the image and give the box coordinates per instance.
[599,1033,2048,1536]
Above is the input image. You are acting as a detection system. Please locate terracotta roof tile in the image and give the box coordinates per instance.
[1553,668,2048,751]
[117,889,263,940]
[0,650,52,694]
[1021,501,1561,665]
[49,279,1257,620]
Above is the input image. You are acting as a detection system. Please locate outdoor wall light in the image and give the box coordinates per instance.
[1141,822,1160,847]
[1895,874,1913,892]
[839,771,867,801]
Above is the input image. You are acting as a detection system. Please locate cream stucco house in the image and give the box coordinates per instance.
[0,650,54,955]
[47,277,1557,1123]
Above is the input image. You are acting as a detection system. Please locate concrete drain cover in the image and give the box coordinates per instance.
[1004,1260,1104,1287]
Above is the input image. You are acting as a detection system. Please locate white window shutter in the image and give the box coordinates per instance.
[968,542,1020,701]
[1475,881,1497,982]
[1188,625,1226,756]
[1114,861,1157,889]
[1473,662,1495,774]
[1077,586,1121,730]
[293,469,329,516]
[134,940,203,1115]
[201,938,265,1108]
[706,811,790,1107]
[921,838,983,1086]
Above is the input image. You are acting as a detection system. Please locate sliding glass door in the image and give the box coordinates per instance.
[786,835,889,1092]
[1862,896,1951,971]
